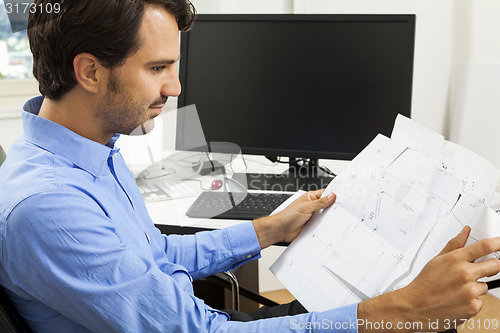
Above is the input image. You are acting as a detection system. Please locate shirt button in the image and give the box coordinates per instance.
[246,255,252,259]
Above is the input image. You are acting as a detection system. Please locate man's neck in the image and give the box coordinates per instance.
[38,91,112,145]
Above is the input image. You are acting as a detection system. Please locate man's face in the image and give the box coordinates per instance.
[96,5,181,136]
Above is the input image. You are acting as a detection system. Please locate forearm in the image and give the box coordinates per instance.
[252,214,284,249]
[165,222,262,278]
[357,289,416,333]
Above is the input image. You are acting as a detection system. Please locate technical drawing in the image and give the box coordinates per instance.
[271,115,500,312]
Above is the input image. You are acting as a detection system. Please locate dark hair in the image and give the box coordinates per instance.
[27,0,196,100]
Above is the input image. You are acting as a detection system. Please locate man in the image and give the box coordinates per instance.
[0,0,499,332]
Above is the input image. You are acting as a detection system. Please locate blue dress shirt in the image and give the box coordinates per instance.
[0,96,358,332]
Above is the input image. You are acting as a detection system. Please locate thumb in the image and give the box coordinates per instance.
[438,226,471,256]
[308,192,336,212]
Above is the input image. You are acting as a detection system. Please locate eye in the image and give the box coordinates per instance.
[152,66,166,73]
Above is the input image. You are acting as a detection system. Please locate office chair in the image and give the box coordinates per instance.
[202,272,278,311]
[0,273,275,333]
[0,285,32,333]
[0,145,6,167]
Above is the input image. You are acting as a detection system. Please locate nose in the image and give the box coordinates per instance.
[161,68,182,97]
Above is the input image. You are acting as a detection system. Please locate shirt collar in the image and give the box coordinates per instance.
[22,96,120,178]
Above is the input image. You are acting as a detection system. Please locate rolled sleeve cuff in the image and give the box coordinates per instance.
[224,222,261,266]
[313,302,359,332]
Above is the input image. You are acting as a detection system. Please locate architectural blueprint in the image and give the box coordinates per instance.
[270,115,500,312]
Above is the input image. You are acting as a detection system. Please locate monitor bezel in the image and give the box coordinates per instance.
[177,14,415,160]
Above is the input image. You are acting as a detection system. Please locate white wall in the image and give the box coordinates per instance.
[0,79,39,151]
[447,0,500,174]
[462,0,500,62]
[0,114,23,151]
[191,0,293,14]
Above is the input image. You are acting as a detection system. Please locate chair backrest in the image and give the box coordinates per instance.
[0,145,6,167]
[0,285,32,333]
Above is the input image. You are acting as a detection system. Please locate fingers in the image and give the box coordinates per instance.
[463,237,500,262]
[300,190,336,213]
[471,297,484,317]
[472,257,500,279]
[438,226,471,256]
[475,281,489,297]
[305,189,326,201]
[311,192,336,210]
[439,230,500,283]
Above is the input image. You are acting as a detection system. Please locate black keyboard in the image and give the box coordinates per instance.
[186,191,293,220]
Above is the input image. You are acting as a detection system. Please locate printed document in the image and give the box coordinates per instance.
[270,115,500,312]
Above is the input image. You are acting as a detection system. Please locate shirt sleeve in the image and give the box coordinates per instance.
[3,191,231,332]
[4,191,359,333]
[212,303,359,332]
[160,222,262,280]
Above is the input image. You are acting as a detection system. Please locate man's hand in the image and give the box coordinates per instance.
[357,226,500,332]
[252,189,336,249]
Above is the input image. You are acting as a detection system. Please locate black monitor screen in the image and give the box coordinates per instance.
[177,14,415,160]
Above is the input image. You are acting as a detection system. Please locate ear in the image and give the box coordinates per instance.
[73,53,107,94]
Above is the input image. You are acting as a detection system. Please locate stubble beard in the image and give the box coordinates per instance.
[96,71,149,136]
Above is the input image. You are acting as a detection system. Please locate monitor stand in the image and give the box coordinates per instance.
[234,158,335,192]
[192,160,226,176]
[285,158,332,178]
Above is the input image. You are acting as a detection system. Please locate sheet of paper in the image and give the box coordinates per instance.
[271,190,306,215]
[271,114,500,312]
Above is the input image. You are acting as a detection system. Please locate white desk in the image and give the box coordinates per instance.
[143,153,350,232]
[138,155,500,297]
[147,195,245,230]
[139,154,350,293]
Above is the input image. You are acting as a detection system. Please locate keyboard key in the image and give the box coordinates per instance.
[186,192,293,220]
[136,178,200,202]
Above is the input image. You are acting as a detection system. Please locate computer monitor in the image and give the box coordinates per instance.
[177,14,415,175]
